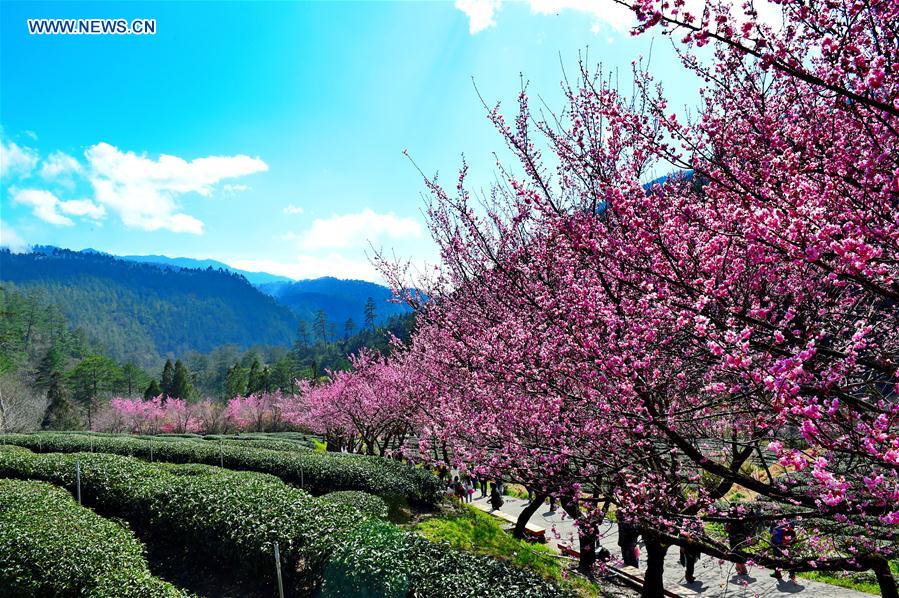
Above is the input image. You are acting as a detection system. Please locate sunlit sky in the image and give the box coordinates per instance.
[0,0,700,282]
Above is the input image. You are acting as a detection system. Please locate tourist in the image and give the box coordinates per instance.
[463,475,474,503]
[726,509,751,576]
[489,482,504,511]
[480,476,488,498]
[617,518,640,568]
[453,476,466,502]
[679,544,700,584]
[769,521,797,582]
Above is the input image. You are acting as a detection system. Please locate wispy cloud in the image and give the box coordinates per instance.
[10,188,105,226]
[40,151,83,180]
[0,138,39,178]
[229,254,383,283]
[298,208,421,250]
[283,204,304,215]
[0,219,28,253]
[456,0,782,35]
[85,142,268,235]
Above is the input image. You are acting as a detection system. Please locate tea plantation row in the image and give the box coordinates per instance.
[0,432,440,505]
[0,478,186,597]
[0,447,572,597]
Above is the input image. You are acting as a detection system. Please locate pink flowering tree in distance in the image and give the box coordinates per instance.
[300,350,419,456]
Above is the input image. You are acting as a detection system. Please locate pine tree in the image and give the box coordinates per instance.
[160,359,175,397]
[143,379,161,399]
[364,297,377,330]
[42,370,78,430]
[247,359,263,394]
[295,321,310,348]
[120,362,145,397]
[34,346,62,391]
[344,318,356,341]
[171,359,193,400]
[313,310,328,343]
[225,362,248,398]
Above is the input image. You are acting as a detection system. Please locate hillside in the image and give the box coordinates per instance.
[260,277,410,326]
[107,250,412,327]
[0,248,298,368]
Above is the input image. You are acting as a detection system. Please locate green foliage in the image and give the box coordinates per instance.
[416,506,562,582]
[321,519,574,598]
[0,448,365,592]
[170,359,193,399]
[0,432,442,505]
[41,371,79,430]
[797,562,899,595]
[0,478,186,597]
[321,491,389,520]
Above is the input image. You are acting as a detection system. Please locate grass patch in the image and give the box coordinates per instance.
[414,505,603,596]
[797,561,898,596]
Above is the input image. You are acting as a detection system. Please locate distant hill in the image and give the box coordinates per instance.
[259,277,410,328]
[0,248,299,368]
[103,249,411,327]
[116,252,294,287]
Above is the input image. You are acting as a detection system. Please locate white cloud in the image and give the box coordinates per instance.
[527,0,632,31]
[222,183,250,193]
[299,208,421,250]
[40,151,83,179]
[229,254,384,283]
[457,0,780,35]
[283,204,304,215]
[1,139,39,178]
[58,198,106,219]
[84,142,268,235]
[0,220,28,253]
[456,0,502,33]
[10,188,105,226]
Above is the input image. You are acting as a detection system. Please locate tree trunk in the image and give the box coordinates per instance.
[642,532,668,598]
[513,492,547,539]
[561,495,597,574]
[872,558,899,598]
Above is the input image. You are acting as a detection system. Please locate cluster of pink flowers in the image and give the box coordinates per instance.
[94,392,306,435]
[372,0,899,592]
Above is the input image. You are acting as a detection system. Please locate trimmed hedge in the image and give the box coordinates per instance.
[0,432,441,505]
[321,520,574,598]
[0,478,186,597]
[321,491,389,520]
[0,447,365,594]
[203,436,314,453]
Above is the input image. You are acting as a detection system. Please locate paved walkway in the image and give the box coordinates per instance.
[470,495,871,598]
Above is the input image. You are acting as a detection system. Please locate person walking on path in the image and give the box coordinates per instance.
[453,476,466,502]
[769,521,797,582]
[489,482,504,512]
[479,475,488,498]
[618,518,640,568]
[680,544,701,584]
[726,509,752,576]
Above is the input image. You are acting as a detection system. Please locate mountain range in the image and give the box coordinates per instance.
[0,247,410,367]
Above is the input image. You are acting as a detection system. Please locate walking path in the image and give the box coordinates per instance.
[471,495,871,598]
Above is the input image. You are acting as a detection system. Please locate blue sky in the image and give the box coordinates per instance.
[0,0,698,282]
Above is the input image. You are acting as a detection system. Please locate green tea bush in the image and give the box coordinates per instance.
[321,520,574,598]
[0,448,367,594]
[0,478,186,597]
[202,436,313,453]
[0,432,441,505]
[321,491,389,520]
